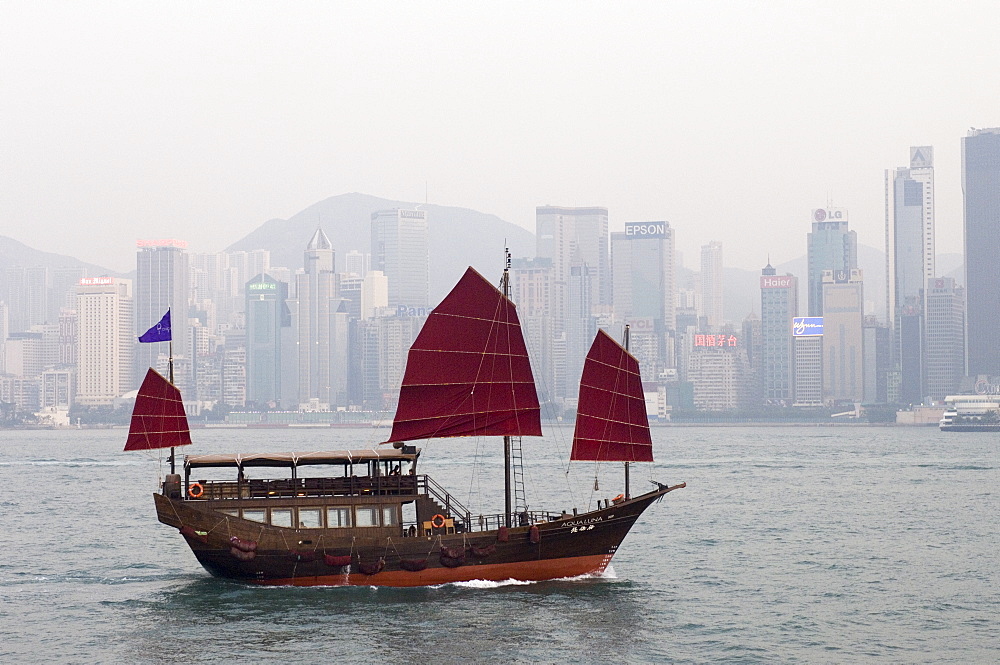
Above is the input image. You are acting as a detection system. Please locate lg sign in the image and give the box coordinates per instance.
[625,222,666,238]
[812,208,847,223]
[760,276,793,289]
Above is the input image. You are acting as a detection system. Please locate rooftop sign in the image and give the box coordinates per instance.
[792,317,824,336]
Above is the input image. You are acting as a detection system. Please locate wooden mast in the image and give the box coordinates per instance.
[502,249,512,527]
[623,324,630,500]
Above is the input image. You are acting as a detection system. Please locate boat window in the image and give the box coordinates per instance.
[327,506,352,528]
[298,508,323,529]
[382,505,399,527]
[355,505,379,527]
[220,509,239,517]
[270,508,293,528]
[243,509,266,523]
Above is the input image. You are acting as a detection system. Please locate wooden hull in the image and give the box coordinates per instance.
[153,486,681,587]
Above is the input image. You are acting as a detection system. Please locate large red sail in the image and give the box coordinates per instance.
[124,368,192,451]
[570,329,653,462]
[384,267,542,444]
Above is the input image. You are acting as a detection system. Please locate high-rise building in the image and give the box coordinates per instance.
[822,268,864,402]
[296,229,336,409]
[807,208,857,317]
[361,271,389,320]
[245,273,290,408]
[886,146,934,403]
[371,208,428,309]
[510,257,554,404]
[924,277,965,400]
[344,250,369,277]
[610,221,676,377]
[760,265,798,402]
[962,128,1000,376]
[700,241,724,329]
[76,277,134,406]
[862,316,890,404]
[135,239,190,394]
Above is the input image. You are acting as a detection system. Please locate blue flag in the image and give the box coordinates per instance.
[138,309,172,343]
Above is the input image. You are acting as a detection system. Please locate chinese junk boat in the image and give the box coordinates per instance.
[127,264,685,586]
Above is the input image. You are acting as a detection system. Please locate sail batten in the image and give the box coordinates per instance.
[124,368,192,451]
[571,329,653,463]
[385,267,541,444]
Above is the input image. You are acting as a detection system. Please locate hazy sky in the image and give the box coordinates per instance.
[2,1,998,273]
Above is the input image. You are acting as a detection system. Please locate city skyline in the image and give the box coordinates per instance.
[3,3,1000,273]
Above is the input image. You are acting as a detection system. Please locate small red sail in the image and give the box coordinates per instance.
[385,267,542,444]
[570,329,653,462]
[124,368,192,451]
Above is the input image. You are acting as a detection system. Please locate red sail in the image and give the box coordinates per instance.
[124,368,192,451]
[570,329,653,462]
[385,267,542,444]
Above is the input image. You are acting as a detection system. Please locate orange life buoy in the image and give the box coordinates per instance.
[188,482,204,499]
[612,494,625,503]
[431,514,446,529]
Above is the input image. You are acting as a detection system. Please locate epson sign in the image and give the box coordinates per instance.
[625,222,667,238]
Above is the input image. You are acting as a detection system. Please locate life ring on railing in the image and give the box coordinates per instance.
[612,494,624,504]
[188,483,204,499]
[431,514,446,529]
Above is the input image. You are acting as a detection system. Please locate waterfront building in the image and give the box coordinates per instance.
[686,333,749,410]
[862,316,890,404]
[962,128,1000,376]
[75,277,134,407]
[296,229,336,409]
[510,257,555,404]
[371,208,429,309]
[135,239,191,395]
[361,271,389,320]
[700,241,724,329]
[807,208,857,317]
[245,273,290,408]
[822,269,864,403]
[886,146,935,403]
[924,277,965,401]
[759,264,798,402]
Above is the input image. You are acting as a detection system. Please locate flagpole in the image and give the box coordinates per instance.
[168,307,175,475]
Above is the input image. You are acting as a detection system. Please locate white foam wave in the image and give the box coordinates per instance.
[439,577,536,589]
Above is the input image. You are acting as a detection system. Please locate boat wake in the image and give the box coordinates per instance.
[433,565,619,589]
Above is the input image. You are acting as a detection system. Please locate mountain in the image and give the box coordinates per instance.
[0,235,119,276]
[226,193,535,303]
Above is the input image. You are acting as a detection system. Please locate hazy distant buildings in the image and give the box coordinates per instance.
[135,240,190,394]
[924,277,965,400]
[611,221,677,379]
[886,146,935,403]
[296,229,336,409]
[700,241,724,329]
[245,273,290,408]
[75,277,134,406]
[807,208,857,317]
[822,268,864,403]
[962,128,1000,377]
[759,264,797,402]
[371,208,429,309]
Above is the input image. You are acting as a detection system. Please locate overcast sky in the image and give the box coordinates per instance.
[2,1,998,273]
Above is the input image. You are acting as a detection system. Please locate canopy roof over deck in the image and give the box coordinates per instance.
[185,448,421,470]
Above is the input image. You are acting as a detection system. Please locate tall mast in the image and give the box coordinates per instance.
[168,323,175,475]
[623,324,630,500]
[503,248,512,527]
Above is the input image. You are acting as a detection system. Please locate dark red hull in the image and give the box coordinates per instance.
[153,485,682,587]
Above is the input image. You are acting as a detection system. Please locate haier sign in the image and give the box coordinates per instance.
[792,317,823,336]
[625,222,667,238]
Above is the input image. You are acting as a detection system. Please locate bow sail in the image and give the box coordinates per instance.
[570,329,653,462]
[385,267,542,444]
[124,368,192,451]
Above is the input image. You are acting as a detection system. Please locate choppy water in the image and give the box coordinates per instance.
[1,425,998,664]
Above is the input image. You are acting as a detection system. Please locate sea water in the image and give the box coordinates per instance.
[1,425,998,664]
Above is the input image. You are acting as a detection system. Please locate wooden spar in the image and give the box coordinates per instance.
[623,324,631,500]
[502,249,512,527]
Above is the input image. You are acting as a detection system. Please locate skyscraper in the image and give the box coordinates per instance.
[700,241,724,329]
[962,128,1000,376]
[924,277,965,400]
[759,264,798,402]
[611,221,676,379]
[822,268,864,402]
[886,146,934,403]
[245,273,290,408]
[371,208,428,309]
[296,229,336,408]
[807,208,857,317]
[76,277,134,406]
[135,240,190,394]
